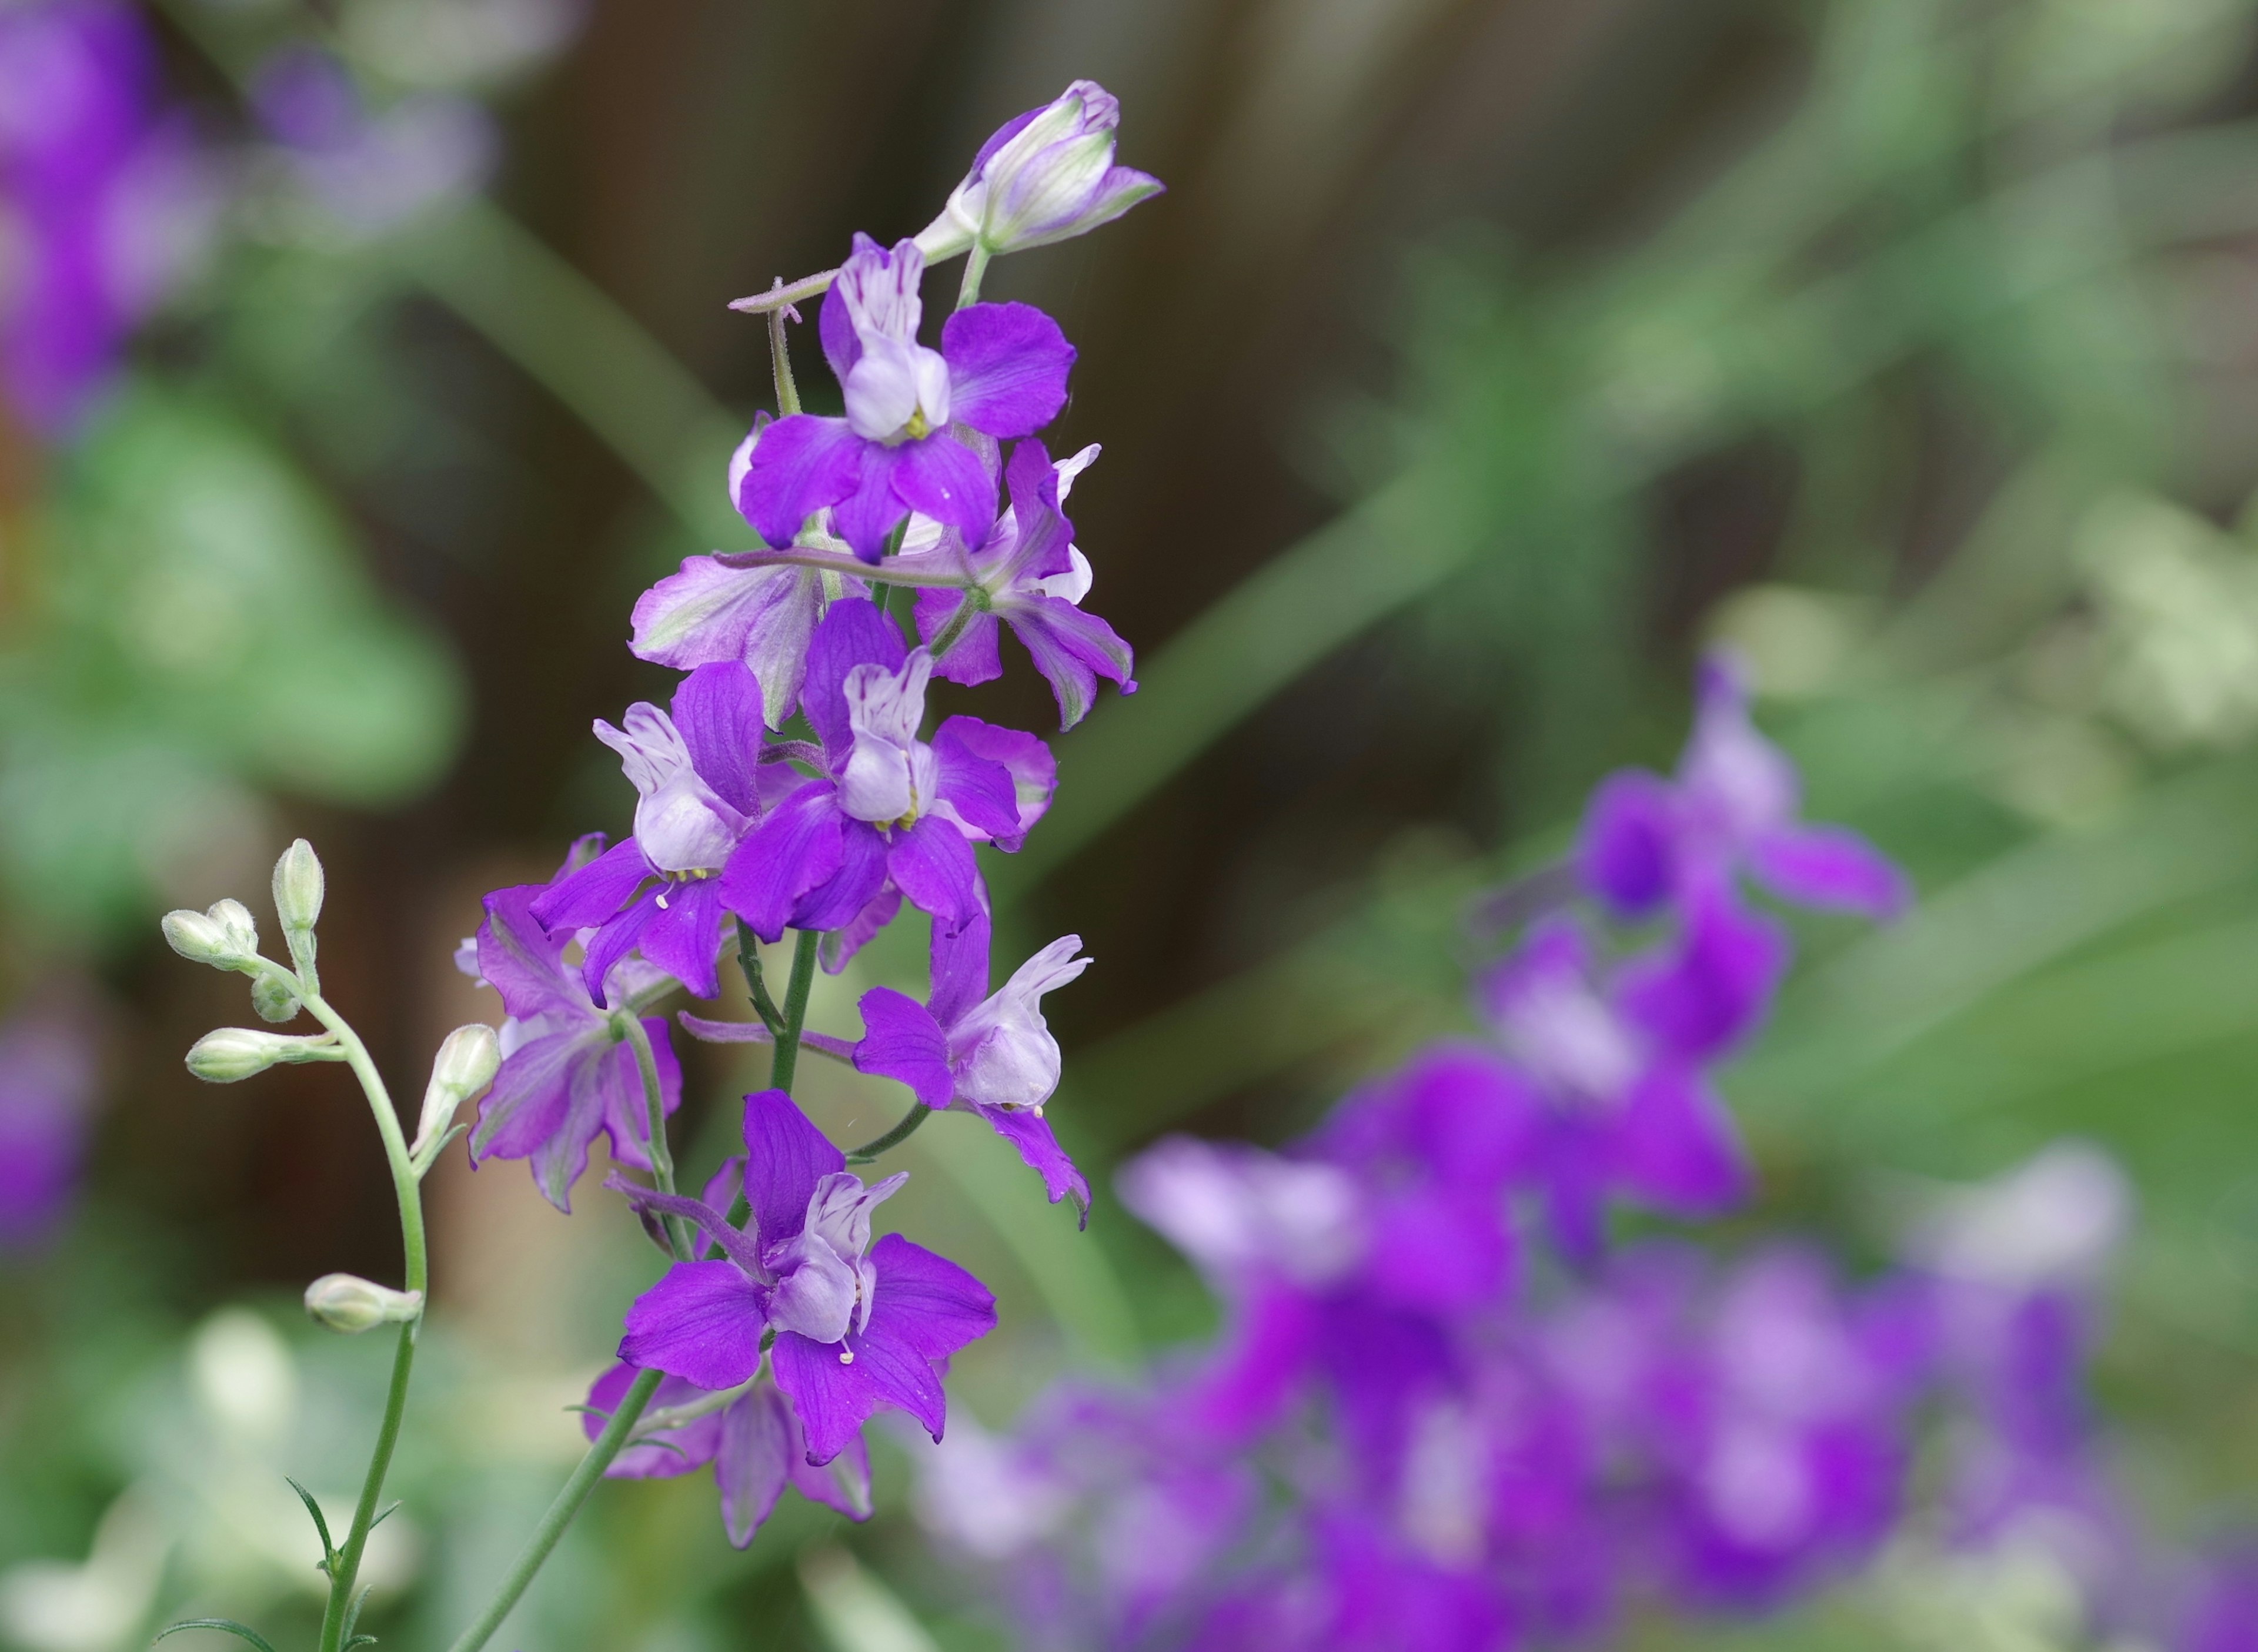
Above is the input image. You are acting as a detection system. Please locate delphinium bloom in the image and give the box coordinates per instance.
[914,80,1163,266]
[615,1089,996,1464]
[0,995,98,1250]
[853,913,1093,1209]
[532,661,776,1002]
[912,438,1137,730]
[0,0,212,435]
[722,599,1052,955]
[736,234,1074,561]
[1580,651,1909,922]
[461,840,683,1210]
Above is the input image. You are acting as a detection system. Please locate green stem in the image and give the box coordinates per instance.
[441,1367,665,1652]
[769,303,802,418]
[617,1012,690,1260]
[770,928,820,1095]
[957,242,993,309]
[737,924,785,1038]
[296,985,425,1652]
[844,1102,933,1163]
[928,588,990,661]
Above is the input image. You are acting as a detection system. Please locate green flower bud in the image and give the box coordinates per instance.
[413,1024,500,1156]
[303,1273,423,1334]
[272,839,323,980]
[185,1027,337,1082]
[252,971,301,1024]
[163,898,260,969]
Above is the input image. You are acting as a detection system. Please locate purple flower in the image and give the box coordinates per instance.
[582,1360,871,1548]
[250,44,494,235]
[1581,651,1909,921]
[532,661,777,1002]
[1475,897,1782,1255]
[913,438,1137,730]
[2181,1549,2258,1652]
[736,234,1074,561]
[853,912,1093,1211]
[0,994,98,1251]
[462,841,683,1212]
[0,0,212,436]
[616,1088,996,1464]
[914,80,1163,261]
[720,598,1053,952]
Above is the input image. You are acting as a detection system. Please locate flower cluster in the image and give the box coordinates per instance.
[907,659,2167,1648]
[443,82,1159,1549]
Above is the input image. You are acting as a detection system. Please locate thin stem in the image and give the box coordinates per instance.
[770,928,820,1095]
[737,924,785,1038]
[617,1013,690,1260]
[442,1368,664,1652]
[928,588,990,661]
[714,542,974,587]
[769,301,801,418]
[845,1102,933,1163]
[729,267,839,315]
[957,242,993,309]
[296,985,424,1652]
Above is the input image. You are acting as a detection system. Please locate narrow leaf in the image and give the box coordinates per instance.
[154,1620,282,1652]
[284,1477,336,1567]
[369,1500,403,1532]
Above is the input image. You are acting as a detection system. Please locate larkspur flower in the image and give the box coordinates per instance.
[1581,650,1909,921]
[914,79,1163,263]
[1476,895,1783,1256]
[582,1359,871,1549]
[720,598,1052,955]
[616,1088,996,1464]
[461,840,683,1212]
[911,437,1137,729]
[736,233,1074,562]
[532,660,779,1003]
[853,912,1093,1211]
[0,995,98,1250]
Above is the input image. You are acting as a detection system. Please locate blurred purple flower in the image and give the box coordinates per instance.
[616,1088,996,1466]
[251,45,495,235]
[915,79,1163,262]
[1581,651,1909,922]
[532,661,778,1002]
[853,912,1092,1212]
[719,598,1052,953]
[582,1360,870,1548]
[911,438,1137,730]
[0,994,98,1250]
[462,838,683,1212]
[736,233,1074,561]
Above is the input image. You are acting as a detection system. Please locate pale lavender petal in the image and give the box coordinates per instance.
[1579,770,1680,917]
[468,1029,583,1175]
[619,1260,771,1390]
[587,1364,722,1479]
[739,413,861,547]
[741,1086,848,1255]
[632,559,827,730]
[1002,596,1136,730]
[894,430,999,547]
[887,816,984,933]
[715,1384,793,1547]
[930,716,1054,850]
[917,589,1004,687]
[1748,824,1910,920]
[941,302,1074,438]
[670,661,767,818]
[853,987,953,1106]
[974,1102,1090,1216]
[801,597,907,758]
[720,782,845,944]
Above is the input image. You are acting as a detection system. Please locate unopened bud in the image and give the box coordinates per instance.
[186,1026,334,1082]
[251,971,301,1024]
[163,898,260,969]
[304,1273,423,1333]
[413,1024,499,1156]
[272,840,324,976]
[916,81,1161,261]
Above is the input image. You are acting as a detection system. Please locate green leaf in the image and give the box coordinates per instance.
[340,1583,375,1646]
[369,1500,402,1532]
[285,1477,336,1571]
[153,1621,280,1652]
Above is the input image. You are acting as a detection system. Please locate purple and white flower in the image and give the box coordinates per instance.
[532,661,777,1003]
[463,843,684,1212]
[720,598,1053,953]
[914,79,1163,262]
[616,1088,996,1465]
[853,914,1093,1210]
[1581,651,1909,922]
[912,437,1137,729]
[736,234,1074,561]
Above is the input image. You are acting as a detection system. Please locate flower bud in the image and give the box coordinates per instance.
[186,1026,334,1082]
[303,1273,423,1333]
[251,971,301,1024]
[163,898,260,969]
[916,81,1161,261]
[272,840,324,975]
[413,1023,499,1156]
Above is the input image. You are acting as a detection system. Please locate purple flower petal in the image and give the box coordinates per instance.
[1002,596,1135,730]
[1579,770,1679,917]
[789,818,891,934]
[864,1232,998,1363]
[715,1383,792,1546]
[741,1087,848,1256]
[627,879,728,1001]
[801,598,908,758]
[1616,884,1788,1062]
[597,1016,684,1168]
[928,721,1021,840]
[619,1260,771,1390]
[1748,824,1910,920]
[941,302,1074,438]
[630,559,827,730]
[475,881,574,1024]
[773,1322,940,1464]
[930,716,1054,850]
[819,884,902,976]
[1361,1188,1512,1314]
[973,1102,1090,1216]
[918,590,1004,687]
[738,413,861,547]
[927,909,992,1029]
[893,430,998,547]
[586,1364,720,1479]
[530,838,650,933]
[576,885,663,1008]
[853,986,954,1106]
[1614,1064,1749,1215]
[789,1419,874,1519]
[670,661,767,819]
[887,815,985,933]
[831,442,913,563]
[720,782,846,944]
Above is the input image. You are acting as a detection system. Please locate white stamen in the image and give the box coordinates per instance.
[839,1349,855,1365]
[655,890,670,910]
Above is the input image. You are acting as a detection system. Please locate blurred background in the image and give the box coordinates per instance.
[7,0,2258,1645]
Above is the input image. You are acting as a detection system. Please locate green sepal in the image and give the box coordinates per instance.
[252,972,301,1024]
[410,1122,467,1181]
[285,1476,337,1572]
[153,1620,280,1652]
